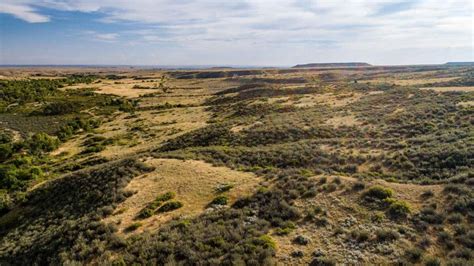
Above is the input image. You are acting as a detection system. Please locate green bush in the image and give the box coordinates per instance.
[157,201,183,213]
[126,222,143,232]
[26,132,59,155]
[424,256,441,266]
[309,257,336,266]
[41,101,79,115]
[137,191,176,219]
[275,221,296,236]
[362,186,394,201]
[405,247,423,262]
[0,143,13,161]
[387,200,411,219]
[351,229,370,242]
[375,229,399,242]
[256,235,277,250]
[210,195,228,205]
[215,183,234,193]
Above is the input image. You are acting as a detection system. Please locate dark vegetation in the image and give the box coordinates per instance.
[0,159,154,265]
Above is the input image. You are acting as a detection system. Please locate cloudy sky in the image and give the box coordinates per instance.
[0,0,472,66]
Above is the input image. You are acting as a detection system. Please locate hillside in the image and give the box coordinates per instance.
[0,65,473,265]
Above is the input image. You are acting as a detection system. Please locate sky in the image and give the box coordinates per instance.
[0,0,473,66]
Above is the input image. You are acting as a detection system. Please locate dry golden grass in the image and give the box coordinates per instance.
[266,92,363,108]
[325,114,360,127]
[361,77,457,86]
[457,101,474,107]
[64,79,162,98]
[97,106,210,159]
[103,158,261,234]
[420,86,474,92]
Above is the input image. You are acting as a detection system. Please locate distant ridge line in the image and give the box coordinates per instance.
[292,62,371,68]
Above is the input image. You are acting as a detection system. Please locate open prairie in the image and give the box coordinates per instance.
[0,65,473,265]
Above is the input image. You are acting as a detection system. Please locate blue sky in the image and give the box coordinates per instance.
[0,0,472,66]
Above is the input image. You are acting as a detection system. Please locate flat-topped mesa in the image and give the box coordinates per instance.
[292,62,372,68]
[445,62,474,66]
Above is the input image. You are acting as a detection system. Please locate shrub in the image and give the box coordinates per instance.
[362,186,394,201]
[322,183,337,192]
[257,235,277,250]
[26,132,59,155]
[137,192,176,218]
[291,250,304,258]
[437,231,453,247]
[41,101,79,115]
[0,143,13,161]
[417,207,444,224]
[421,190,434,198]
[315,217,329,227]
[309,257,336,266]
[387,200,411,219]
[293,235,310,245]
[157,201,183,213]
[351,229,370,242]
[405,247,423,263]
[352,181,366,191]
[302,188,317,198]
[210,195,228,206]
[0,192,12,214]
[275,221,296,236]
[424,257,441,266]
[375,229,399,242]
[446,213,463,224]
[443,184,469,195]
[125,222,142,232]
[215,183,234,193]
[371,212,385,223]
[458,230,474,249]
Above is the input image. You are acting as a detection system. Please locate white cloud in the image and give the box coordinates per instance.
[0,2,49,23]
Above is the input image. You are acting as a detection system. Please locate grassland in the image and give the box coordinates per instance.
[0,65,472,265]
